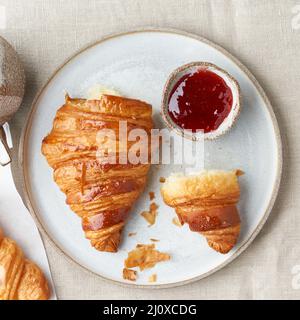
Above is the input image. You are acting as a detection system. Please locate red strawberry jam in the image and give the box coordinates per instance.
[168,69,233,133]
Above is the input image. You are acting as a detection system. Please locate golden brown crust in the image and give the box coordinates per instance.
[85,222,124,252]
[161,170,242,254]
[176,205,240,232]
[17,261,49,300]
[0,230,49,300]
[202,224,241,254]
[42,94,153,252]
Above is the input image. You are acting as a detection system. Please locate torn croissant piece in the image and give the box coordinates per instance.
[161,170,243,254]
[41,94,153,252]
[0,228,49,300]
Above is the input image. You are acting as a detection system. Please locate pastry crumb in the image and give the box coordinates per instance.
[141,211,154,225]
[148,274,157,283]
[149,191,155,201]
[150,238,159,242]
[172,217,182,227]
[141,202,159,226]
[123,268,137,281]
[128,232,137,237]
[159,177,166,183]
[150,202,158,213]
[124,244,170,271]
[235,169,245,176]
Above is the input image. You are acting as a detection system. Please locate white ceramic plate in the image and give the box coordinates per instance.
[20,29,282,287]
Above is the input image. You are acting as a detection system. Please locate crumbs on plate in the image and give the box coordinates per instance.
[148,274,157,283]
[172,216,182,227]
[128,232,137,237]
[141,202,159,226]
[124,244,170,271]
[123,268,137,281]
[149,191,155,201]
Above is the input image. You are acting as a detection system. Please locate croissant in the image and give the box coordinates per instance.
[0,228,49,300]
[42,94,153,252]
[161,170,243,254]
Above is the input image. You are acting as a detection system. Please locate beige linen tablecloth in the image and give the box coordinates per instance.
[2,0,299,299]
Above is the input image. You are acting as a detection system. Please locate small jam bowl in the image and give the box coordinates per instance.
[161,62,241,140]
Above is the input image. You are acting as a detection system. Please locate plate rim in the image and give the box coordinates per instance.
[18,27,283,289]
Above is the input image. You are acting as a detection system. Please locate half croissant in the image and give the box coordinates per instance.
[42,94,153,252]
[161,170,243,254]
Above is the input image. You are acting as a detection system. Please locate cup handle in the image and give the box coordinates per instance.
[0,125,12,166]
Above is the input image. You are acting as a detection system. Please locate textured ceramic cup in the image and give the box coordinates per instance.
[0,36,25,165]
[161,62,241,140]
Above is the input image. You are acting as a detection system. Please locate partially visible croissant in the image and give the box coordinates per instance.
[0,228,49,300]
[42,94,153,252]
[161,170,243,254]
